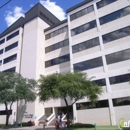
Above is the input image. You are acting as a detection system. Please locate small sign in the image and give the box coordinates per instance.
[74,117,76,120]
[24,114,33,118]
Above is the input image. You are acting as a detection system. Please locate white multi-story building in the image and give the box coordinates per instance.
[0,0,130,126]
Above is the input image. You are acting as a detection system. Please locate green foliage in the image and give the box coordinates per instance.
[38,71,103,103]
[0,72,37,104]
[70,123,94,128]
[0,72,37,125]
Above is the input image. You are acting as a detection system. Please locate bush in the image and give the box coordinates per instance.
[70,123,94,128]
[18,122,35,127]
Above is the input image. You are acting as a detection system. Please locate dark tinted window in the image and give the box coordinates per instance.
[45,54,70,68]
[113,97,130,107]
[99,6,130,25]
[93,78,106,86]
[71,20,97,36]
[103,26,130,44]
[45,26,68,40]
[3,67,16,72]
[0,49,3,55]
[3,54,17,64]
[74,57,103,71]
[109,73,130,85]
[70,5,94,21]
[72,37,100,53]
[106,48,130,65]
[0,110,12,115]
[6,30,19,41]
[5,42,18,52]
[97,0,117,9]
[0,39,5,45]
[45,39,69,53]
[0,60,2,66]
[76,100,109,110]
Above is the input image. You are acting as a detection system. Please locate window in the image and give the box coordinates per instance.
[103,26,130,44]
[74,57,103,71]
[113,97,130,107]
[5,42,18,52]
[70,5,94,21]
[45,54,70,68]
[45,26,68,40]
[0,60,2,66]
[106,48,130,65]
[93,78,106,86]
[97,0,117,9]
[76,100,109,110]
[0,49,3,55]
[99,6,130,25]
[0,110,12,115]
[3,67,16,72]
[109,73,130,85]
[72,37,100,53]
[39,11,55,25]
[45,39,69,53]
[71,20,97,36]
[3,54,17,64]
[6,30,19,41]
[0,39,5,45]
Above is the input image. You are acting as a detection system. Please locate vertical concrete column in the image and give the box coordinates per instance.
[94,1,116,125]
[67,13,77,123]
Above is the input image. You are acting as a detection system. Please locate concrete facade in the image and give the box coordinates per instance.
[0,0,130,126]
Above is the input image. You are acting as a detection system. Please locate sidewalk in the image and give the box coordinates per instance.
[0,125,55,130]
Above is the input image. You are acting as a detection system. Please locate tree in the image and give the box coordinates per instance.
[38,72,103,127]
[0,72,37,126]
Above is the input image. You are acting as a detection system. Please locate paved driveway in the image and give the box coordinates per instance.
[0,126,55,130]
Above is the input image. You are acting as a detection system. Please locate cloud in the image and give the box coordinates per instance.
[30,4,34,7]
[5,6,25,27]
[40,0,66,20]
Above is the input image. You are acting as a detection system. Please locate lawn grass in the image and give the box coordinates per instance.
[62,126,130,130]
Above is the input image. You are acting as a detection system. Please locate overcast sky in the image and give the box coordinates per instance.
[0,0,83,34]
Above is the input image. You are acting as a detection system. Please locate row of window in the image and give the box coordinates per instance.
[106,48,130,65]
[70,0,117,22]
[3,54,17,64]
[70,5,94,21]
[45,54,70,68]
[97,0,117,9]
[74,48,130,71]
[0,30,19,46]
[3,67,16,72]
[0,39,5,45]
[0,42,18,56]
[72,37,99,53]
[40,12,55,25]
[6,30,19,41]
[0,110,12,115]
[0,49,3,55]
[93,72,130,86]
[71,20,96,36]
[76,97,130,110]
[74,57,103,71]
[93,78,106,86]
[110,73,130,85]
[5,42,18,52]
[76,100,109,110]
[100,6,130,25]
[45,39,69,53]
[45,26,68,40]
[103,26,130,44]
[113,97,130,107]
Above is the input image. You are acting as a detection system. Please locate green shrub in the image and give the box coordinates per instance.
[70,123,94,128]
[18,122,35,127]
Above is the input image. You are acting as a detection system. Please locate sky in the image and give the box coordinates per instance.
[0,0,84,34]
